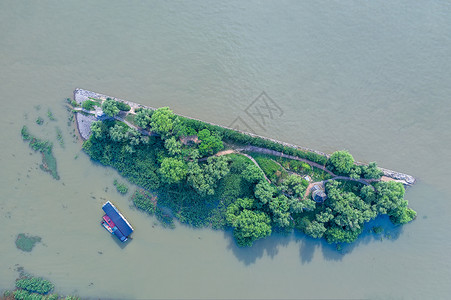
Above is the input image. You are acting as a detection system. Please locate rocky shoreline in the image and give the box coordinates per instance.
[73,88,416,185]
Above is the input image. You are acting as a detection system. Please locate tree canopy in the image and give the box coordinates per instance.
[135,108,153,128]
[81,102,416,248]
[197,129,224,156]
[187,156,230,196]
[328,150,355,175]
[279,174,308,198]
[159,157,187,184]
[102,99,120,117]
[226,198,272,247]
[150,107,176,138]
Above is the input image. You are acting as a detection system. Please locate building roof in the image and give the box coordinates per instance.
[102,201,134,237]
[312,190,327,203]
[311,185,321,192]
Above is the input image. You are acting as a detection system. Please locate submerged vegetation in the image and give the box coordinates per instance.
[15,234,42,252]
[80,102,416,247]
[21,126,59,180]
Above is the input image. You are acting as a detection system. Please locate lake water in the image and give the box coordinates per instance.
[1,1,451,299]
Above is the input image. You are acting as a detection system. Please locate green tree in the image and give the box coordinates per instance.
[135,108,153,128]
[349,165,362,180]
[279,174,308,198]
[197,129,224,156]
[304,220,327,238]
[325,226,362,244]
[164,136,182,156]
[374,181,416,224]
[242,164,265,183]
[159,157,187,184]
[326,180,376,232]
[289,197,316,214]
[362,162,383,179]
[150,107,175,138]
[102,99,120,117]
[254,181,277,206]
[124,128,145,146]
[109,124,127,142]
[187,156,230,196]
[90,121,105,139]
[360,185,376,203]
[269,195,291,228]
[328,150,355,175]
[226,198,272,247]
[172,117,189,138]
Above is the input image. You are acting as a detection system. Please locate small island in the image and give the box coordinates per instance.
[71,88,416,247]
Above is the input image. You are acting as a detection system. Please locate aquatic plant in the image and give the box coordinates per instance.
[56,127,64,148]
[132,190,156,214]
[36,117,44,125]
[372,226,384,234]
[15,276,54,294]
[47,109,56,121]
[114,179,129,194]
[15,233,41,252]
[21,126,59,180]
[66,97,79,107]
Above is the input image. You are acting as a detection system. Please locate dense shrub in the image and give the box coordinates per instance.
[115,101,131,111]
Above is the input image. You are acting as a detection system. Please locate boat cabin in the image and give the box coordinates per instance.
[101,201,134,242]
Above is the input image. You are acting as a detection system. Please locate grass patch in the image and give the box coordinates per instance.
[248,153,288,183]
[125,113,136,125]
[15,234,41,252]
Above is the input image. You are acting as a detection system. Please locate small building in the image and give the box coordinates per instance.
[303,175,312,182]
[95,108,107,120]
[311,185,327,203]
[101,201,134,242]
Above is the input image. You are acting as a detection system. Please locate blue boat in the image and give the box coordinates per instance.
[101,201,134,242]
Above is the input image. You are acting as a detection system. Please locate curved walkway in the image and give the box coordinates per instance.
[241,146,335,176]
[202,146,381,201]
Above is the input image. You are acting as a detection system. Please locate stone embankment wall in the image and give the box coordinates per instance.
[73,88,416,185]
